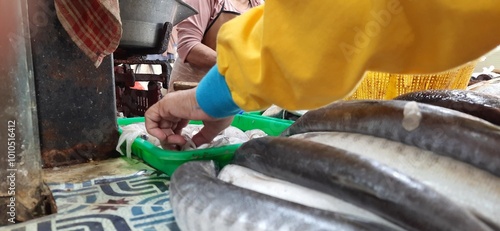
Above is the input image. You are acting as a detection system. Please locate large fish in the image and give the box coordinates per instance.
[217,164,404,231]
[467,77,500,98]
[289,131,500,229]
[169,160,399,231]
[394,89,500,126]
[281,100,500,177]
[232,137,491,231]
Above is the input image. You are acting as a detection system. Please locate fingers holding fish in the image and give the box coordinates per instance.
[144,88,220,148]
[191,117,235,147]
[144,102,174,143]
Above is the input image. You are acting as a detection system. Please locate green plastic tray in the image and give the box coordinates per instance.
[117,113,294,176]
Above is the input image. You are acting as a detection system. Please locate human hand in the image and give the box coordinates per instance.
[145,88,233,150]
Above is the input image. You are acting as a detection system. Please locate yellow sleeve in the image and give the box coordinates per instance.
[216,1,500,111]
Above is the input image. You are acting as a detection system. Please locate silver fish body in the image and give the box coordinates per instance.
[169,160,400,231]
[232,137,491,231]
[290,131,500,229]
[394,89,500,126]
[217,164,405,231]
[467,77,500,97]
[282,100,500,177]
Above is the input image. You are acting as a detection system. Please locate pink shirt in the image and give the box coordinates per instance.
[176,0,263,62]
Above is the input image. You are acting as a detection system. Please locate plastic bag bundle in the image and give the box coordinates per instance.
[116,122,268,157]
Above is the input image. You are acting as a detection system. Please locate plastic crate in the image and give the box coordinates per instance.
[117,113,294,176]
[344,61,478,100]
[116,82,163,117]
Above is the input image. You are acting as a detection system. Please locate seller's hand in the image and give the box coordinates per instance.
[145,88,233,150]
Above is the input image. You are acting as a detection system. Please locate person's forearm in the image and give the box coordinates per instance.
[185,43,217,72]
[196,65,242,118]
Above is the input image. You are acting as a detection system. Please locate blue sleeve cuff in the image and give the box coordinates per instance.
[196,65,243,118]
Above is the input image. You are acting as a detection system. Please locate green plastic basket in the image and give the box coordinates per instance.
[117,113,294,176]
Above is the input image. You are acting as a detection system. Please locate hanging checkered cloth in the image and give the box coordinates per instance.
[55,0,122,67]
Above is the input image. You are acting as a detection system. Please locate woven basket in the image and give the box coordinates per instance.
[344,61,477,100]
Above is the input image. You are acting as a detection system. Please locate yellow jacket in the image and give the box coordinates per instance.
[212,0,500,112]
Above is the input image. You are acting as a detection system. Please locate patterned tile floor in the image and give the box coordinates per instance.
[3,157,179,231]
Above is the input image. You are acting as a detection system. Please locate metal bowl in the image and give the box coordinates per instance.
[119,0,197,49]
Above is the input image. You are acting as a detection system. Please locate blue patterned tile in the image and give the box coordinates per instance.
[4,170,178,231]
